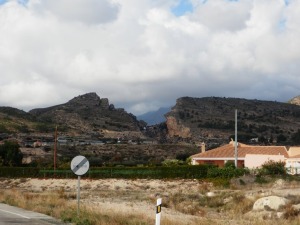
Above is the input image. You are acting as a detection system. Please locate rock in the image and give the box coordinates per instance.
[206,192,216,197]
[166,116,191,138]
[223,196,233,204]
[289,96,300,106]
[253,196,290,211]
[276,212,284,219]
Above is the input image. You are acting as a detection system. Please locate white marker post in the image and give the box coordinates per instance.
[155,198,162,225]
[71,155,90,216]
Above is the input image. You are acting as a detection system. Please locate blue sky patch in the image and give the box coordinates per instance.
[0,0,7,5]
[0,0,28,6]
[171,0,194,16]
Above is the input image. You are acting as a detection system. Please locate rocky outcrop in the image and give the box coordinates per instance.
[166,116,191,138]
[288,96,300,106]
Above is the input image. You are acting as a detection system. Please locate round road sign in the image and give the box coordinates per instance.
[71,155,90,176]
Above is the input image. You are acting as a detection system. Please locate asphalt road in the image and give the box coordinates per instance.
[0,203,68,225]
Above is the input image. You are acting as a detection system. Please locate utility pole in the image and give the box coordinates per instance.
[54,126,57,171]
[234,109,238,168]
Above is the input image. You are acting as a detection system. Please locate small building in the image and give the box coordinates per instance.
[191,141,288,168]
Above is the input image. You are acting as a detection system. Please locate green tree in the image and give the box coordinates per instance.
[0,141,23,167]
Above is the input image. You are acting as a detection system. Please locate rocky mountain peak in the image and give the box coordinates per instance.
[68,92,101,106]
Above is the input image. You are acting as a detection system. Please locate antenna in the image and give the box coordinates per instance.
[234,109,238,168]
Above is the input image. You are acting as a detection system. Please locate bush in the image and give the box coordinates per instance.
[259,160,286,176]
[224,161,235,168]
[162,159,184,166]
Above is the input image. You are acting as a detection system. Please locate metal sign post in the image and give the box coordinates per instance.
[71,155,90,216]
[155,198,162,225]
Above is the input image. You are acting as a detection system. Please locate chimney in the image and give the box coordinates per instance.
[201,142,206,153]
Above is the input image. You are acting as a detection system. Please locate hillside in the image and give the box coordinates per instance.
[2,94,300,148]
[29,92,145,136]
[0,107,36,134]
[0,93,146,138]
[165,97,300,147]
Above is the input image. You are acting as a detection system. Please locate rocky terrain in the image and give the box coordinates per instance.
[0,93,146,138]
[29,92,145,135]
[165,96,300,147]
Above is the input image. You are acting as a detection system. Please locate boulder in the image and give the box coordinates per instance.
[253,196,289,211]
[206,192,216,197]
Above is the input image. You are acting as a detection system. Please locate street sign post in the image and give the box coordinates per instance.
[71,155,90,215]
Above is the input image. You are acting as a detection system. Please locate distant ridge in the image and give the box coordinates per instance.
[137,107,171,125]
[165,96,300,146]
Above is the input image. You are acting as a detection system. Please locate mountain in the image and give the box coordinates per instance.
[2,94,300,147]
[137,107,171,125]
[165,96,300,147]
[29,92,145,135]
[0,93,146,138]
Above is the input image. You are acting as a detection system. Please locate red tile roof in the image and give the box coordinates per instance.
[191,143,289,159]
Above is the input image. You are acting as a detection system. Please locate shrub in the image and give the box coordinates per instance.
[224,161,235,168]
[162,159,184,167]
[259,160,286,176]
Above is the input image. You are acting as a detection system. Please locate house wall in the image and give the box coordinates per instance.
[244,154,284,169]
[288,147,300,157]
[286,159,300,175]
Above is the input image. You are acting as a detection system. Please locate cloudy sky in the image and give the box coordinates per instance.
[0,0,299,115]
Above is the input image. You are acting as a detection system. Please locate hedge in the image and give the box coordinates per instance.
[0,165,249,179]
[0,165,212,179]
[0,167,40,178]
[207,167,249,178]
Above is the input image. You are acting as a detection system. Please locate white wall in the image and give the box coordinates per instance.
[244,154,284,169]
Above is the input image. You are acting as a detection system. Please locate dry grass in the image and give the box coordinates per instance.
[1,178,300,225]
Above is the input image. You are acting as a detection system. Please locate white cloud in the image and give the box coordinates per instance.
[0,0,300,115]
[29,0,120,24]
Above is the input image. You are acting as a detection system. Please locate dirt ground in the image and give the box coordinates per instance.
[1,177,300,224]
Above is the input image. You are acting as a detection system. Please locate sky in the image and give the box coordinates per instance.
[0,0,300,116]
